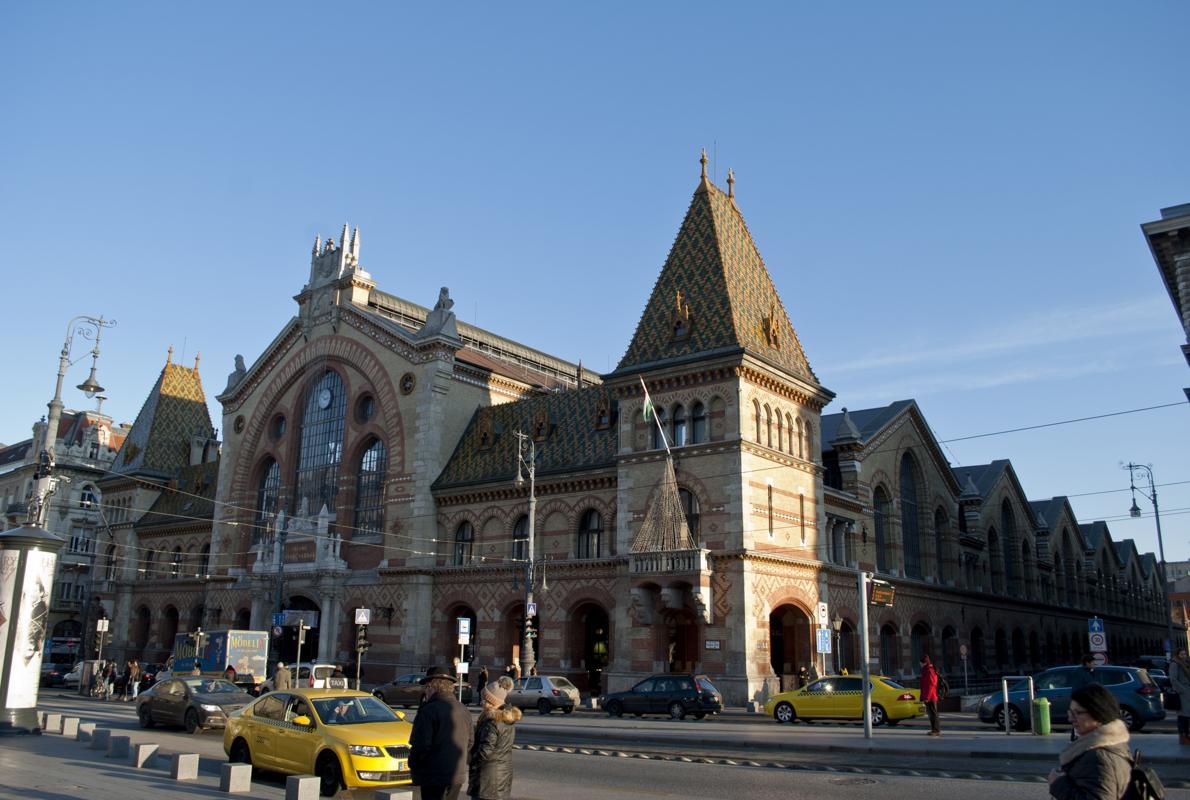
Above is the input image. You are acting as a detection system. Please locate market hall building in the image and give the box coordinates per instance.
[94,158,1175,705]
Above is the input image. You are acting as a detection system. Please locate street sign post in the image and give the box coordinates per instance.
[816,628,832,654]
[354,608,371,690]
[456,617,471,702]
[816,602,829,627]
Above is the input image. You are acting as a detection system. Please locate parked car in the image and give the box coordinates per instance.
[373,673,473,707]
[224,688,411,797]
[139,663,166,688]
[600,674,722,720]
[764,675,924,727]
[260,663,349,693]
[1147,669,1172,692]
[63,659,103,689]
[977,665,1164,732]
[40,663,66,687]
[508,675,579,714]
[137,676,253,734]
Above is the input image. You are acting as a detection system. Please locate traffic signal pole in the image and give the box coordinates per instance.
[859,570,873,740]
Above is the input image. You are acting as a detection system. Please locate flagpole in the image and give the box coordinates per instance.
[639,376,671,456]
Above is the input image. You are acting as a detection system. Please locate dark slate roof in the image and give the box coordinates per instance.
[434,386,618,490]
[136,460,218,530]
[113,361,214,478]
[1113,540,1139,567]
[1139,553,1158,577]
[1028,497,1073,530]
[951,460,1010,499]
[1079,521,1110,551]
[820,401,914,448]
[613,175,818,383]
[0,439,31,468]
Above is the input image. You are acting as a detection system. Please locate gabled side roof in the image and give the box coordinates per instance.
[821,401,915,448]
[952,461,1009,500]
[136,459,218,530]
[113,358,214,479]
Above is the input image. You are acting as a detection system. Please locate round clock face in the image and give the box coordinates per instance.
[318,387,333,410]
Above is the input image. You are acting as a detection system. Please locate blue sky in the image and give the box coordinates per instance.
[3,2,1187,559]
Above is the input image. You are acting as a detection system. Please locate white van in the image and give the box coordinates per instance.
[259,662,348,692]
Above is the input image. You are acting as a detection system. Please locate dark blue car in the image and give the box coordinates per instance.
[977,665,1164,732]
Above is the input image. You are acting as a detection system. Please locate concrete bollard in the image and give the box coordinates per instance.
[76,721,95,742]
[131,742,158,769]
[171,752,200,780]
[285,774,319,800]
[89,728,112,750]
[42,712,62,733]
[61,717,79,737]
[107,735,130,759]
[219,762,252,793]
[373,788,416,798]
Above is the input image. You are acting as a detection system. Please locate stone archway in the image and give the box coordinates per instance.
[769,604,812,688]
[275,595,320,664]
[663,608,698,673]
[132,606,151,655]
[160,606,179,656]
[445,604,478,666]
[569,602,610,694]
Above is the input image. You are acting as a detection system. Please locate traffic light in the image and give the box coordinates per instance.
[355,625,371,653]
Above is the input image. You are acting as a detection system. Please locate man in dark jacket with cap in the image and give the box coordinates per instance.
[409,665,473,800]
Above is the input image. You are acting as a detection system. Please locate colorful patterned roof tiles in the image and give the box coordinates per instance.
[113,360,214,478]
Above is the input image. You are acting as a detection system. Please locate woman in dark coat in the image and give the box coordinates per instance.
[1047,684,1132,800]
[468,681,522,800]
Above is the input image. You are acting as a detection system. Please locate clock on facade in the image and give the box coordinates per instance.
[318,387,333,410]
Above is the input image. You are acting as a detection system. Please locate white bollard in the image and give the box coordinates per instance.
[131,742,158,768]
[61,717,80,737]
[89,728,112,750]
[285,774,319,800]
[171,752,200,780]
[220,762,253,793]
[76,721,96,742]
[107,735,130,759]
[42,713,62,733]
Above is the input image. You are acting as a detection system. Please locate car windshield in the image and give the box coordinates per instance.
[183,678,240,694]
[313,696,399,725]
[881,679,907,690]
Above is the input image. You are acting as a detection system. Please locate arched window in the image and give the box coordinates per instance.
[1001,500,1017,591]
[651,407,669,450]
[354,439,387,537]
[785,413,794,454]
[879,624,900,675]
[79,485,97,509]
[775,413,784,452]
[512,515,529,561]
[578,509,602,559]
[254,458,280,543]
[796,418,804,459]
[199,544,210,575]
[1020,540,1034,600]
[105,545,117,580]
[753,400,762,442]
[691,402,707,444]
[988,528,1004,593]
[671,405,687,447]
[294,370,346,515]
[933,508,949,583]
[764,405,773,448]
[170,546,182,579]
[678,488,700,545]
[873,486,890,573]
[900,453,920,578]
[454,521,473,565]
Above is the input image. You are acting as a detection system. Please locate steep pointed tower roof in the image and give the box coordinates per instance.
[614,156,817,383]
[113,353,214,477]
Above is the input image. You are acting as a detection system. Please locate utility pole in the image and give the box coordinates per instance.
[858,570,873,740]
[513,431,537,678]
[1126,463,1176,657]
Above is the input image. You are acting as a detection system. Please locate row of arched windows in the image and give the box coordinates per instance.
[751,399,811,458]
[650,402,709,449]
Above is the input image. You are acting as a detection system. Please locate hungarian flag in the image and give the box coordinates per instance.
[639,377,655,420]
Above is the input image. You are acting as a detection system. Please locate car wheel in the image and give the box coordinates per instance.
[994,704,1023,731]
[668,702,687,721]
[184,709,200,735]
[774,702,796,724]
[537,699,552,715]
[229,738,251,765]
[693,712,707,720]
[317,753,343,797]
[138,706,155,729]
[885,719,900,727]
[870,704,887,727]
[606,700,623,717]
[1119,706,1141,732]
[563,706,575,715]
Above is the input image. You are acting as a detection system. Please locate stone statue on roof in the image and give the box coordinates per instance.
[416,286,459,341]
[224,354,247,393]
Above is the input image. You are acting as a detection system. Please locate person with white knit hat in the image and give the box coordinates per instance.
[467,680,522,800]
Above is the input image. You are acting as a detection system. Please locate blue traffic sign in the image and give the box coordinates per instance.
[272,613,285,627]
[1088,618,1105,634]
[816,628,832,654]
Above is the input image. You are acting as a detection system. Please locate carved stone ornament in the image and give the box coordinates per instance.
[476,415,495,450]
[671,288,692,341]
[234,415,246,434]
[399,373,416,395]
[760,306,780,349]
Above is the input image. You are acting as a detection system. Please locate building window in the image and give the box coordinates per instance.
[454,521,473,565]
[578,509,602,559]
[678,488,700,545]
[874,487,890,573]
[512,516,529,561]
[355,394,376,424]
[293,370,346,515]
[764,405,772,448]
[796,418,804,458]
[900,453,921,578]
[691,402,707,443]
[1001,500,1017,591]
[255,458,280,543]
[651,407,668,450]
[672,405,687,447]
[79,486,96,509]
[354,438,387,537]
[776,413,784,452]
[170,546,182,579]
[753,400,762,442]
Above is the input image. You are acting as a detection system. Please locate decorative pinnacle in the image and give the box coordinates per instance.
[700,148,709,181]
[166,345,174,365]
[194,353,201,370]
[727,168,735,198]
[312,234,321,256]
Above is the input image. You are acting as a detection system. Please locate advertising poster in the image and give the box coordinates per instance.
[6,550,56,709]
[0,549,18,683]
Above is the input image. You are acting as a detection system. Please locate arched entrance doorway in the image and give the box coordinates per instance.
[275,595,320,664]
[879,624,900,676]
[235,608,251,630]
[910,622,932,665]
[769,604,812,688]
[664,608,698,673]
[569,603,609,694]
[447,605,478,666]
[970,627,985,672]
[132,606,151,655]
[941,626,958,674]
[836,620,857,674]
[160,606,179,658]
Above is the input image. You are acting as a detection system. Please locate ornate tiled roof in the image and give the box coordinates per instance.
[136,460,218,530]
[113,359,214,478]
[614,171,816,382]
[433,386,617,490]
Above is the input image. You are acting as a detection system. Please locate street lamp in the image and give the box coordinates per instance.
[31,315,115,526]
[1125,462,1176,658]
[513,430,538,678]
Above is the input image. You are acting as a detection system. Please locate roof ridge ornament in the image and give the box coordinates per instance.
[700,148,708,182]
[727,168,735,199]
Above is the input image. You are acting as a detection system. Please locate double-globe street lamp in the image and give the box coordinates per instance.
[1125,462,1177,658]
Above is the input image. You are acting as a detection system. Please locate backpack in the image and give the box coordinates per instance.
[1117,749,1165,800]
[938,675,950,699]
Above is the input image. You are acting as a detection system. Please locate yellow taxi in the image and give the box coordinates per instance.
[223,688,411,797]
[763,674,924,727]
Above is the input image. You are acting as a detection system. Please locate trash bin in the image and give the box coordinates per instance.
[1032,697,1051,735]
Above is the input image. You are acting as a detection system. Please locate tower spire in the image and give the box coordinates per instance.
[166,345,174,365]
[700,148,708,182]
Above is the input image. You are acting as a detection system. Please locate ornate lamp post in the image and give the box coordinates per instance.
[1125,463,1177,658]
[513,431,537,678]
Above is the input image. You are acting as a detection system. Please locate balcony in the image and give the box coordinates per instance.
[630,548,709,576]
[51,597,82,612]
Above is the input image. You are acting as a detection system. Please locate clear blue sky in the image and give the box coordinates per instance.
[3,2,1187,559]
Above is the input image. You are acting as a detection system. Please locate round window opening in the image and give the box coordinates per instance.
[356,394,376,424]
[271,414,287,439]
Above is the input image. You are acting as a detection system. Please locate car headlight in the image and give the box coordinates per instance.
[349,745,384,758]
[200,704,223,713]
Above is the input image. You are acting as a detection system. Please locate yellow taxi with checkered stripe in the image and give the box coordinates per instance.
[763,675,925,726]
[224,688,411,797]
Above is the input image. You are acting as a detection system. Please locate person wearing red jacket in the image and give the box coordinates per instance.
[919,655,941,736]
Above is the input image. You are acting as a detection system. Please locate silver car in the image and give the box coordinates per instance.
[508,675,580,714]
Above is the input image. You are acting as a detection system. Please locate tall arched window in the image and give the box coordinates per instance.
[454,521,473,565]
[255,458,280,543]
[873,487,890,573]
[1001,500,1017,591]
[988,527,1004,593]
[764,405,773,448]
[651,407,668,450]
[139,548,154,579]
[900,453,921,578]
[512,515,529,561]
[796,418,804,458]
[753,400,762,442]
[678,488,700,545]
[106,545,118,580]
[294,370,346,515]
[354,439,387,537]
[578,509,602,559]
[200,544,210,575]
[691,402,707,444]
[933,508,949,583]
[170,546,182,579]
[80,485,97,509]
[671,405,687,447]
[775,413,784,452]
[784,413,794,453]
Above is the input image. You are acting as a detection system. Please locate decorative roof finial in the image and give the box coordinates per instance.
[727,168,735,199]
[167,345,174,365]
[312,234,321,256]
[194,352,201,370]
[700,148,708,181]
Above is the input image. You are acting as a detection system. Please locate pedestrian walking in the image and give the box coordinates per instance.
[467,681,522,800]
[409,665,473,800]
[123,660,141,701]
[473,665,489,706]
[1047,684,1132,800]
[1169,649,1190,746]
[919,654,941,736]
[796,664,809,688]
[273,662,292,691]
[103,661,116,701]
